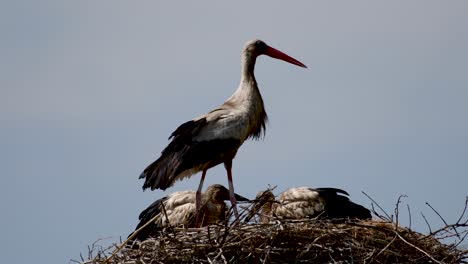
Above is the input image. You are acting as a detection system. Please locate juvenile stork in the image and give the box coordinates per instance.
[249,187,371,223]
[129,184,249,242]
[139,39,307,220]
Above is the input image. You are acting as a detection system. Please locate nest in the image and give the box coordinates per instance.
[77,195,468,264]
[79,220,466,264]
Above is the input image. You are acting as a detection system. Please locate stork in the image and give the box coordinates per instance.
[129,184,249,242]
[249,187,371,223]
[139,39,307,221]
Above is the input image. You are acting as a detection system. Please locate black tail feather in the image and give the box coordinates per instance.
[313,188,371,220]
[139,118,208,190]
[323,194,372,220]
[140,153,183,191]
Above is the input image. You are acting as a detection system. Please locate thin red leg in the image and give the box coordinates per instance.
[224,160,240,222]
[195,169,207,227]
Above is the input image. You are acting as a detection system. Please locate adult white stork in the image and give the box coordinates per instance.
[249,187,371,223]
[139,39,307,220]
[129,184,249,242]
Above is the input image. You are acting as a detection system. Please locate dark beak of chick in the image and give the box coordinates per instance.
[234,192,250,202]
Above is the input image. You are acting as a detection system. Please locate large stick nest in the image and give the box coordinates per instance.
[78,195,468,264]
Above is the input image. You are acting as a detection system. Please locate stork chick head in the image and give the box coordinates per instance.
[247,189,277,223]
[204,184,249,204]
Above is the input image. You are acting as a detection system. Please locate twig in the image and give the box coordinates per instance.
[394,195,407,229]
[160,200,169,226]
[369,235,397,262]
[426,202,461,239]
[454,230,468,248]
[362,191,392,221]
[455,197,468,225]
[394,231,443,264]
[407,204,412,230]
[421,212,432,234]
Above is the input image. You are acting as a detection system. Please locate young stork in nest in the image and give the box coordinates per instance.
[139,39,307,223]
[129,184,249,242]
[249,187,371,223]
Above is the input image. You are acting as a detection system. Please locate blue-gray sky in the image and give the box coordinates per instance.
[1,1,467,263]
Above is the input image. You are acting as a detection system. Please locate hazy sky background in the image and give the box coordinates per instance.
[1,1,467,263]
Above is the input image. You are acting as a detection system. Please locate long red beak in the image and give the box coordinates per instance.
[264,46,307,68]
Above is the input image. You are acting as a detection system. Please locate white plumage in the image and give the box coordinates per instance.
[275,187,327,219]
[250,187,371,223]
[129,184,249,242]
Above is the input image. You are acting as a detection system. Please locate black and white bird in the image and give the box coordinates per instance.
[249,187,371,223]
[129,184,249,242]
[139,39,307,221]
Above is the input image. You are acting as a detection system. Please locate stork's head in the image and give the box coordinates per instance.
[255,189,276,202]
[205,184,250,203]
[243,39,307,68]
[245,189,277,223]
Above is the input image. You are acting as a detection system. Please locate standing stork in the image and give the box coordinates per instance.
[139,39,307,221]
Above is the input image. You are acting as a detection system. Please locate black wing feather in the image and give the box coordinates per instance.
[314,188,371,220]
[128,196,168,242]
[139,118,207,190]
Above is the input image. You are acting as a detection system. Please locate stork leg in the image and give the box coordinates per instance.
[195,169,207,227]
[224,160,240,222]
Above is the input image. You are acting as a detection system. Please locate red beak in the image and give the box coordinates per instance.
[264,46,307,68]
